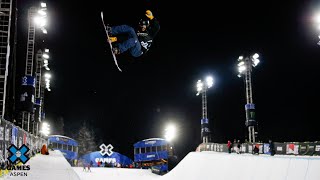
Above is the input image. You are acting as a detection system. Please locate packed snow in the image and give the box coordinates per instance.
[2,150,320,180]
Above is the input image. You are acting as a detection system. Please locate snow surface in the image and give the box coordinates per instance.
[73,167,160,180]
[2,150,320,180]
[3,150,80,180]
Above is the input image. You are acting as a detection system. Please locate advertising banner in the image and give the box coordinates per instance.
[286,143,299,155]
[0,127,4,140]
[11,127,18,146]
[19,76,35,113]
[274,143,286,155]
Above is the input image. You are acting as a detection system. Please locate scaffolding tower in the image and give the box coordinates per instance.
[20,6,36,131]
[0,0,13,120]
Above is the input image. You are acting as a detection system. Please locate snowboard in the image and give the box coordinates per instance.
[101,11,122,72]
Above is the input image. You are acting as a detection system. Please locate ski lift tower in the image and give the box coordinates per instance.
[237,53,260,143]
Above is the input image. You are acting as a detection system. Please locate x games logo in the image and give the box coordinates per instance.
[8,144,30,164]
[99,143,114,156]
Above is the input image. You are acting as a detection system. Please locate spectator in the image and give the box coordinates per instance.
[74,159,78,167]
[269,140,275,156]
[236,140,241,154]
[83,161,87,172]
[227,140,232,154]
[40,144,49,155]
[87,160,93,172]
[253,144,259,155]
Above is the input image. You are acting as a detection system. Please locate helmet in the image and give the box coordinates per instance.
[139,19,149,26]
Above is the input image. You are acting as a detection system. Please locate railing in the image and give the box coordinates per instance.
[197,141,320,156]
[0,117,47,163]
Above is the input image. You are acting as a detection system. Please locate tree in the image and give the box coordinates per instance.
[77,121,97,156]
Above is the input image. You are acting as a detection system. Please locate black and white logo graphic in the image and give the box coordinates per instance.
[99,143,114,156]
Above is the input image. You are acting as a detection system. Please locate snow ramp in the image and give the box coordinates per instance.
[161,151,320,180]
[4,150,80,180]
[73,167,160,180]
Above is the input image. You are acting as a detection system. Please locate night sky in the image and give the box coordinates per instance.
[17,0,320,160]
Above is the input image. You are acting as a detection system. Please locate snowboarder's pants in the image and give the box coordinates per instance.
[111,25,143,57]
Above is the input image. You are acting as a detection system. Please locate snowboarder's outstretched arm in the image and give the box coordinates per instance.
[145,10,160,38]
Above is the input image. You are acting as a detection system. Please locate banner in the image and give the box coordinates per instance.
[19,76,35,113]
[263,143,271,154]
[286,143,299,155]
[11,127,18,146]
[200,118,210,138]
[5,128,10,141]
[0,127,3,140]
[315,144,320,156]
[245,103,256,126]
[274,143,286,155]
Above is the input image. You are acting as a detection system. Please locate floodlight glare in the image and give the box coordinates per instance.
[38,9,47,16]
[41,28,48,34]
[45,48,49,53]
[237,61,244,66]
[42,53,49,59]
[253,58,260,66]
[164,124,176,142]
[252,53,259,59]
[40,2,47,8]
[206,76,213,88]
[34,16,47,27]
[238,56,244,60]
[41,121,50,136]
[196,80,203,93]
[44,73,51,79]
[238,65,246,73]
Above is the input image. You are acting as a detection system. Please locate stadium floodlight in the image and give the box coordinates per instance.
[195,75,214,143]
[237,53,260,77]
[164,124,176,142]
[34,16,47,27]
[44,73,51,91]
[40,2,47,8]
[41,27,47,34]
[40,122,50,136]
[196,76,214,96]
[34,3,48,34]
[196,80,203,96]
[236,53,261,143]
[206,76,213,88]
[42,53,49,59]
[37,9,46,16]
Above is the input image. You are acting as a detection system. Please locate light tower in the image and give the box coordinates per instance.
[20,2,48,132]
[237,53,260,143]
[34,48,51,136]
[196,76,214,143]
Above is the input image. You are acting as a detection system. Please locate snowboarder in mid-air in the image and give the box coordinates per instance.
[107,10,160,58]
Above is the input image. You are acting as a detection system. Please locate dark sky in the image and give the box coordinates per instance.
[17,0,320,160]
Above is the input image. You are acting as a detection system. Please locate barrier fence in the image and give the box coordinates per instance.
[0,118,47,163]
[197,141,320,156]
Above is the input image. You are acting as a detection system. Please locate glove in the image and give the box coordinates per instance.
[145,10,154,20]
